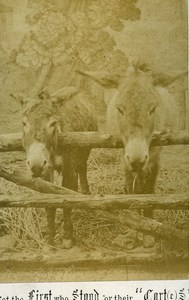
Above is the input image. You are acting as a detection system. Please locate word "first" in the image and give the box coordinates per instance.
[29,290,52,300]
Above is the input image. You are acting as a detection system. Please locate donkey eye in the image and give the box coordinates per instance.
[117,106,124,115]
[149,106,156,115]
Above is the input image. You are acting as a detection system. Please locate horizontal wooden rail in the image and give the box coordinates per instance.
[0,130,189,152]
[0,132,23,151]
[0,193,188,210]
[0,251,188,269]
[59,130,189,148]
[0,193,188,242]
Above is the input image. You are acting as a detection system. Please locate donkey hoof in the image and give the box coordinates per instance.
[62,238,73,249]
[143,234,155,248]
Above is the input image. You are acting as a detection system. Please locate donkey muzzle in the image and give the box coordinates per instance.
[130,158,147,171]
[125,138,149,171]
[26,142,50,178]
[27,159,48,178]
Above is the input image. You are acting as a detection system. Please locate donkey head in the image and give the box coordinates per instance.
[14,87,79,179]
[78,65,185,173]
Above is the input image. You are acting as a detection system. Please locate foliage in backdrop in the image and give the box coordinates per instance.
[11,0,141,93]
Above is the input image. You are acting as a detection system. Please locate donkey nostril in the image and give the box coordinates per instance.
[131,160,145,171]
[31,165,43,177]
[43,160,47,167]
[26,160,30,166]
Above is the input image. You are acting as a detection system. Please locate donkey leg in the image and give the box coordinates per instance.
[78,149,91,195]
[45,208,56,246]
[143,163,159,218]
[124,168,156,248]
[62,159,78,191]
[142,162,159,248]
[61,152,78,248]
[43,172,56,247]
[143,148,161,215]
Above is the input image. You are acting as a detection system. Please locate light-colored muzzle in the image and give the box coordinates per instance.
[26,142,51,178]
[124,137,149,172]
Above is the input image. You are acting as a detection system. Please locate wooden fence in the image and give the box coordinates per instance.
[0,130,189,151]
[0,130,189,268]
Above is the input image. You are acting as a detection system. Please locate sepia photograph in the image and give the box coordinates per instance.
[0,0,188,282]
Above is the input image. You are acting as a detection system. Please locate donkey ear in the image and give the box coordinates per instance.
[51,87,80,105]
[10,93,28,106]
[77,70,121,88]
[152,71,187,87]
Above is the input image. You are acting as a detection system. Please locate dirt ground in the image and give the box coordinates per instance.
[0,263,188,282]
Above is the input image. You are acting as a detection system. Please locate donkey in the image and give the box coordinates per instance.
[16,87,98,248]
[79,64,184,215]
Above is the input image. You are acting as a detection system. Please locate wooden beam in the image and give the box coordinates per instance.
[0,167,80,195]
[0,130,189,152]
[0,132,23,152]
[0,192,188,210]
[59,130,189,147]
[0,251,188,269]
